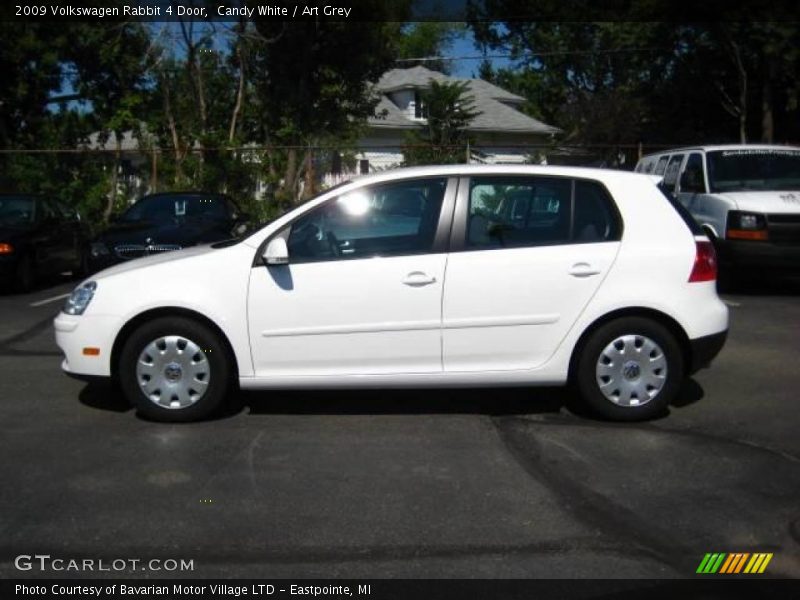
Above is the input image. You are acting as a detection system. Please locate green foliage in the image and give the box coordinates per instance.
[395,22,465,74]
[469,7,800,149]
[402,80,481,166]
[251,4,409,203]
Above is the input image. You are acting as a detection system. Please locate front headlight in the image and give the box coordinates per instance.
[63,281,97,315]
[90,242,110,257]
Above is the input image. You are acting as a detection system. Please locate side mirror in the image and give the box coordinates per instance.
[262,237,289,266]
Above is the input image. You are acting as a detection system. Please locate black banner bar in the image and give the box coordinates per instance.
[3,579,799,600]
[1,0,799,23]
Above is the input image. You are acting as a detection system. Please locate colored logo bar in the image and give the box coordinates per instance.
[696,553,773,574]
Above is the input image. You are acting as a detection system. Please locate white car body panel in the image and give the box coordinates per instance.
[441,242,619,371]
[55,164,729,392]
[247,253,446,376]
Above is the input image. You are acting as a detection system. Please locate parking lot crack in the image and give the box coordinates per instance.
[488,415,690,575]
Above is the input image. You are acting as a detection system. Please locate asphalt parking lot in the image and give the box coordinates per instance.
[1,275,799,579]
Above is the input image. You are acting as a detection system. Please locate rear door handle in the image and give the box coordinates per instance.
[568,262,601,278]
[402,271,437,286]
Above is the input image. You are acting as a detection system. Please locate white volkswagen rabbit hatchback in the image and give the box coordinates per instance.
[55,165,728,422]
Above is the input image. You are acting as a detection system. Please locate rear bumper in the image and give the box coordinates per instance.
[689,329,728,374]
[717,239,800,270]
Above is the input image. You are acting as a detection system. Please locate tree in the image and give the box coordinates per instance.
[469,16,677,162]
[395,22,464,74]
[66,20,153,221]
[402,80,481,165]
[251,2,410,205]
[468,6,800,150]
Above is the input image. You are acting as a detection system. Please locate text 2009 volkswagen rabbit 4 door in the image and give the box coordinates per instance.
[55,165,728,422]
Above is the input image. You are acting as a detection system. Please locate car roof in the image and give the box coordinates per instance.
[640,144,800,160]
[139,191,232,199]
[341,164,653,188]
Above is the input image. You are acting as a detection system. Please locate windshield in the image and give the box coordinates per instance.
[121,194,232,222]
[707,149,800,193]
[0,196,36,228]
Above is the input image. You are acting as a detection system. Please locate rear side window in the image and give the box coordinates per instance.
[663,154,685,190]
[467,177,572,248]
[654,156,670,175]
[465,177,621,249]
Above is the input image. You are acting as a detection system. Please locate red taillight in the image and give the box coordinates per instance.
[0,243,13,255]
[689,240,717,282]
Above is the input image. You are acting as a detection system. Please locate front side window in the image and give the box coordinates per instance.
[707,148,800,192]
[287,178,447,263]
[679,153,706,193]
[466,177,621,249]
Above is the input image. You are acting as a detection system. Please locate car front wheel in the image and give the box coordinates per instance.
[119,317,231,422]
[574,317,684,421]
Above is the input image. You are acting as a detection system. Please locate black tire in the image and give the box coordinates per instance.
[573,317,684,421]
[14,254,35,293]
[118,317,232,422]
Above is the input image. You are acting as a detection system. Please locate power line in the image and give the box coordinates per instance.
[396,48,671,63]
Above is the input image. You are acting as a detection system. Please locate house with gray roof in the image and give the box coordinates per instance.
[333,66,560,182]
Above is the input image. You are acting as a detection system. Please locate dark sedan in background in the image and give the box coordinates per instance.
[87,192,247,273]
[0,194,89,292]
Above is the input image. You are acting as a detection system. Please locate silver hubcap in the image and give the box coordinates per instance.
[595,334,668,407]
[136,336,210,410]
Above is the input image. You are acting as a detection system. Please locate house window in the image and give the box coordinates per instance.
[414,91,425,119]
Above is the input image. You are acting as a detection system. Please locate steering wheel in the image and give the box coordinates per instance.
[326,231,341,257]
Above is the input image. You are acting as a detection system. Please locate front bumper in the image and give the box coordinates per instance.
[688,329,728,374]
[54,313,120,378]
[717,239,800,270]
[0,254,19,282]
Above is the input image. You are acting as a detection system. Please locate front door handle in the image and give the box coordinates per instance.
[402,271,437,286]
[568,262,601,278]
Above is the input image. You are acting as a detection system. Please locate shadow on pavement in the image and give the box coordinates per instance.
[718,270,800,296]
[242,386,569,417]
[78,378,706,421]
[671,378,704,408]
[78,381,132,413]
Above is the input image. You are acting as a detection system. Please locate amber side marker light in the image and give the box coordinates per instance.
[0,243,14,254]
[727,229,768,241]
[82,347,101,356]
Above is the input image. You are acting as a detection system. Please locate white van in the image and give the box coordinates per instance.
[635,145,800,272]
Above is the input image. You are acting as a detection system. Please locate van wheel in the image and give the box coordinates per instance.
[118,317,230,422]
[574,317,684,421]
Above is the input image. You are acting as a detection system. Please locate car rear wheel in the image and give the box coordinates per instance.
[119,317,231,422]
[574,317,684,421]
